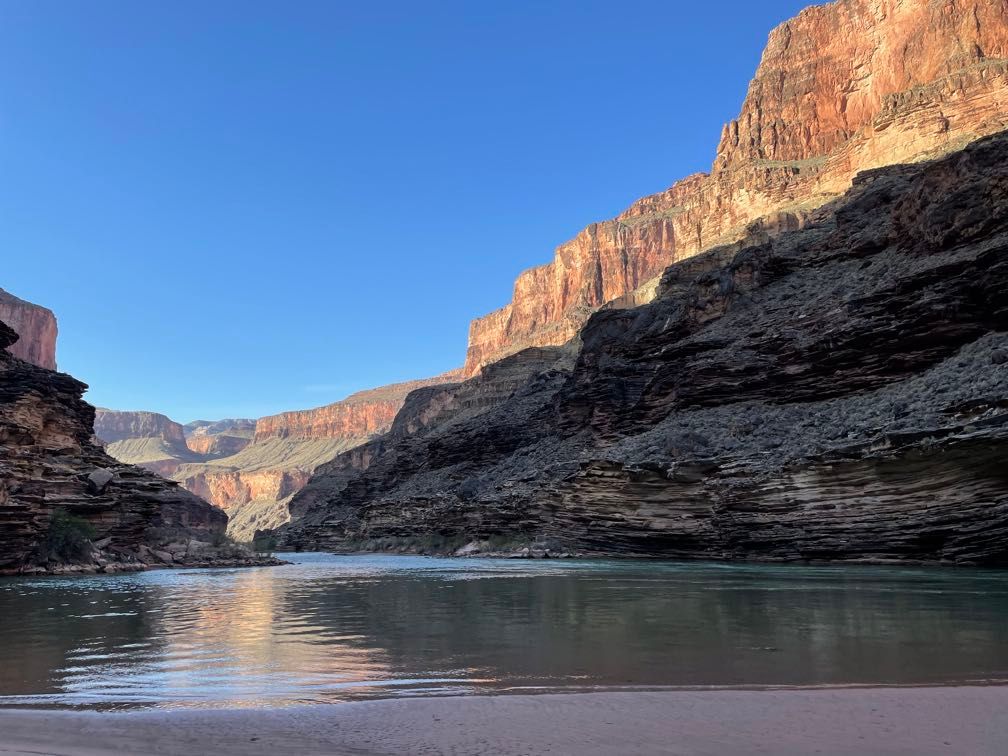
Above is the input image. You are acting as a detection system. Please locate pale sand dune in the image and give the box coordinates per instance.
[1,687,1007,756]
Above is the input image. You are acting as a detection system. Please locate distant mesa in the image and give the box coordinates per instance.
[0,287,57,370]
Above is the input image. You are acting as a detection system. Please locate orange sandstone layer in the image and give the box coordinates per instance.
[253,371,464,442]
[463,0,1008,375]
[182,468,312,512]
[94,409,188,447]
[0,287,57,370]
[185,433,251,457]
[171,371,464,539]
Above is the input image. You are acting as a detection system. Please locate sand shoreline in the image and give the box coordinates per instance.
[2,686,1007,755]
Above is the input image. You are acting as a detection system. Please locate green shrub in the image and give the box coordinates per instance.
[210,529,230,547]
[252,534,278,554]
[44,509,96,562]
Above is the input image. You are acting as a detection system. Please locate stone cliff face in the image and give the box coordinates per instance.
[286,347,574,526]
[253,400,402,443]
[180,371,463,540]
[93,409,199,478]
[184,419,255,457]
[279,131,1008,565]
[185,433,251,457]
[253,373,464,441]
[94,409,188,446]
[0,319,265,575]
[463,0,1008,375]
[183,468,313,513]
[0,288,57,370]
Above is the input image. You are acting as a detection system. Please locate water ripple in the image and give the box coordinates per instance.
[1,553,1007,709]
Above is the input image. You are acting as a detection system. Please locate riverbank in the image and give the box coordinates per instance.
[2,687,1006,755]
[1,553,287,576]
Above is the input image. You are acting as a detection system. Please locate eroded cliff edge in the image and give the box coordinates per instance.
[0,288,57,370]
[279,131,1008,565]
[463,0,1008,375]
[0,321,278,575]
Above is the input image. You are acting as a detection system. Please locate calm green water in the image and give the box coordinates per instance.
[1,553,1007,709]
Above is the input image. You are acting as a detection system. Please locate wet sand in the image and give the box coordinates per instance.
[1,687,1006,755]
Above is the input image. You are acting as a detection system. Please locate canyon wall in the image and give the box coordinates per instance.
[463,0,1008,375]
[253,372,464,441]
[185,433,251,457]
[94,409,188,446]
[278,130,1008,564]
[0,318,263,574]
[184,418,255,456]
[0,288,57,370]
[180,371,463,540]
[287,346,574,525]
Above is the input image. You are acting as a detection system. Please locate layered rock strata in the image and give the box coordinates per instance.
[286,346,575,527]
[93,408,200,477]
[0,320,275,575]
[278,131,1008,565]
[463,0,1008,375]
[94,409,188,446]
[184,419,255,457]
[253,374,464,441]
[180,372,462,540]
[0,288,57,370]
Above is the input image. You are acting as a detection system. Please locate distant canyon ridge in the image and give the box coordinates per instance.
[91,373,461,540]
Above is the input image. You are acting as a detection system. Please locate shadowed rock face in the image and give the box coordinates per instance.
[463,0,1008,375]
[0,321,237,574]
[279,131,1008,565]
[284,346,575,530]
[0,288,57,370]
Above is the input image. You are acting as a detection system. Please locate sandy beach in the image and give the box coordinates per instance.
[1,686,1007,756]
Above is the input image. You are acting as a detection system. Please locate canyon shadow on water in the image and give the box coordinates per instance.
[1,553,1007,709]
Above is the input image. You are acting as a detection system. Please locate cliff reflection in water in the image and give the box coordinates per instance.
[1,554,1008,708]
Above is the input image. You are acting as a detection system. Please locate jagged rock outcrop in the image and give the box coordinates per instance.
[463,0,1008,375]
[279,131,1008,565]
[0,288,57,370]
[0,319,277,575]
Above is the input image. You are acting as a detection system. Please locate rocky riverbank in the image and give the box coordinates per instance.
[0,317,279,576]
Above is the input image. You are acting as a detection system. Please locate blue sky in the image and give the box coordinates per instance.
[1,0,810,422]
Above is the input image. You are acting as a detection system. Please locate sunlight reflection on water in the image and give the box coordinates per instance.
[1,553,1007,709]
